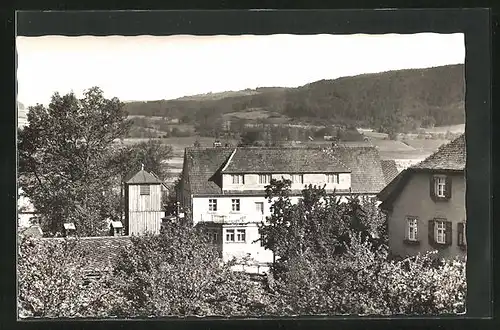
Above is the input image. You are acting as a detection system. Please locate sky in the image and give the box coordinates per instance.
[16,33,465,107]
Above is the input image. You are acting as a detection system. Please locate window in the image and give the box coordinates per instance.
[231,199,241,212]
[458,222,466,247]
[435,176,446,198]
[236,229,246,242]
[431,175,451,200]
[232,174,244,184]
[140,185,150,195]
[326,173,339,184]
[259,174,272,184]
[292,174,304,184]
[207,230,218,243]
[255,202,264,214]
[406,216,418,241]
[208,199,217,212]
[435,220,446,244]
[226,229,235,242]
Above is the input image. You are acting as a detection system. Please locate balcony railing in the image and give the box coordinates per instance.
[199,213,265,224]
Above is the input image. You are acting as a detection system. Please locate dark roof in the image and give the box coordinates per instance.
[412,134,466,171]
[126,169,165,185]
[377,135,466,209]
[184,146,387,195]
[381,160,400,184]
[222,147,350,174]
[41,236,132,272]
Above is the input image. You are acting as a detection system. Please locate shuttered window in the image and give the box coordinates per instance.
[430,175,452,201]
[457,222,466,247]
[428,219,452,246]
[259,174,272,184]
[140,185,150,195]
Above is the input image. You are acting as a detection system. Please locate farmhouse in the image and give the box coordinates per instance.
[178,145,394,270]
[377,134,466,258]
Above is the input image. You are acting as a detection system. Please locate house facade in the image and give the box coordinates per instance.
[179,145,394,270]
[377,134,466,259]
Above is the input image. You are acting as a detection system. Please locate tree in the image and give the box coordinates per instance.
[112,223,271,317]
[18,236,125,318]
[110,139,173,182]
[18,87,132,236]
[239,129,260,146]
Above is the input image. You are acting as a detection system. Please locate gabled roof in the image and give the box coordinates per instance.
[126,169,165,185]
[183,147,235,195]
[222,147,350,174]
[412,134,466,171]
[378,135,466,209]
[183,146,388,195]
[381,159,399,184]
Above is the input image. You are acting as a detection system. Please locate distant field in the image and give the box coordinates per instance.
[371,140,415,152]
[403,139,450,151]
[419,124,465,134]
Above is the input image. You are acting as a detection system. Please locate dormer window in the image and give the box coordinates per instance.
[326,173,339,184]
[259,174,272,185]
[231,174,244,184]
[291,174,304,184]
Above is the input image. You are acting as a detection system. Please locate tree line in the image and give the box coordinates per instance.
[123,64,465,137]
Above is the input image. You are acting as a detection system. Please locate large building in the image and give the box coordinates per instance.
[178,145,396,269]
[377,134,466,258]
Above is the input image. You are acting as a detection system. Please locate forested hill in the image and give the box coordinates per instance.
[123,64,465,130]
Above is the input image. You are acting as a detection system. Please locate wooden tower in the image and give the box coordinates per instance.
[124,165,167,236]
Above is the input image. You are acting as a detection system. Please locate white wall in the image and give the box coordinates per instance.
[221,223,273,264]
[222,173,351,192]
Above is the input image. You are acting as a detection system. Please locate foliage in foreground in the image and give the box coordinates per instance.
[17,183,466,318]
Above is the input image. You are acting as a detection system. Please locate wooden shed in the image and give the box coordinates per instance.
[124,166,167,236]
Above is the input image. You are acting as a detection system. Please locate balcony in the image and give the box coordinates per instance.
[199,213,265,224]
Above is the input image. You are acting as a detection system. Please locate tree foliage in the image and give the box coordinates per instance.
[18,87,132,236]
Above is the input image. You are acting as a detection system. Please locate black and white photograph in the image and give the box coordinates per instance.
[16,17,470,319]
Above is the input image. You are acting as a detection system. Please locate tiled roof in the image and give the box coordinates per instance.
[411,134,466,171]
[378,135,466,209]
[322,146,388,194]
[381,159,400,184]
[184,148,235,195]
[184,146,387,195]
[222,147,350,174]
[41,236,132,272]
[126,169,165,185]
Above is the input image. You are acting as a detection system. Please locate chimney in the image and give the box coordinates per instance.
[63,222,76,237]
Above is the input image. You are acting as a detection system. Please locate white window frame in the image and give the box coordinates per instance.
[231,199,241,212]
[259,174,272,185]
[232,174,244,184]
[226,229,235,242]
[208,199,217,212]
[255,202,264,214]
[292,174,304,184]
[435,220,446,244]
[406,216,418,241]
[326,173,339,184]
[236,229,246,242]
[140,185,150,195]
[435,176,446,198]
